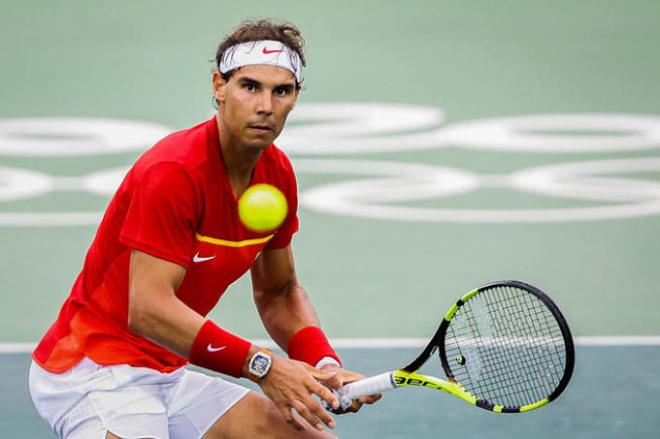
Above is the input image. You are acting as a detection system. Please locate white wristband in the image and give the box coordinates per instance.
[315,356,341,369]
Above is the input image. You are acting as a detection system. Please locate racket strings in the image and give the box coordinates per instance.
[466,287,566,406]
[471,287,564,405]
[443,285,567,408]
[477,288,564,404]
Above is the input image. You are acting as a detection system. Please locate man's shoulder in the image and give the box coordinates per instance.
[150,119,212,163]
[134,119,214,177]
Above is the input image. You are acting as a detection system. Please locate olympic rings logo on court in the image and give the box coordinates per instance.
[0,104,659,226]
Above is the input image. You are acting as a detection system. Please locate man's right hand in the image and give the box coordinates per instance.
[257,355,340,431]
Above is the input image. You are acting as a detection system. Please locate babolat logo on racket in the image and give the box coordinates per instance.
[393,375,442,389]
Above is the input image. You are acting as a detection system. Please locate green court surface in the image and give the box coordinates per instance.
[1,1,660,437]
[5,347,660,439]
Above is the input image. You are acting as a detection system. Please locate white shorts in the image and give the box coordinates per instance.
[29,357,250,439]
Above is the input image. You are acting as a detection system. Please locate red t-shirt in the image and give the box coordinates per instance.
[33,118,299,373]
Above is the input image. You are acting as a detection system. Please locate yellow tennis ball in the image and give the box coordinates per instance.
[238,184,288,232]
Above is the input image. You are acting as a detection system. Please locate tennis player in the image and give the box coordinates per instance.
[29,19,379,439]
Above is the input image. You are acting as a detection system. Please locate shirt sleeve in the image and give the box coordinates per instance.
[265,166,300,250]
[119,162,200,267]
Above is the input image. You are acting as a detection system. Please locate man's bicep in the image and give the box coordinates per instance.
[250,245,298,295]
[127,249,205,355]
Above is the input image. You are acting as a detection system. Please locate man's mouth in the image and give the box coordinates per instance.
[248,124,274,133]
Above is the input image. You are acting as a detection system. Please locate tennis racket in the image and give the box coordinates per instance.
[334,280,574,413]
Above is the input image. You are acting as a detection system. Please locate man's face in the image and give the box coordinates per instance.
[213,65,299,150]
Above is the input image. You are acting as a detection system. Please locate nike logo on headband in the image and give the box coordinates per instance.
[262,47,283,54]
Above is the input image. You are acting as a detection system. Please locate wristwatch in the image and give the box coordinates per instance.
[248,349,273,382]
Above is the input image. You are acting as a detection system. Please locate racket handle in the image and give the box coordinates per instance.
[334,372,396,410]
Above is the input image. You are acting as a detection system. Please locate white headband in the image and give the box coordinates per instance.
[219,40,302,82]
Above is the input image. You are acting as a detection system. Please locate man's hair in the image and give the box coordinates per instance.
[215,19,306,88]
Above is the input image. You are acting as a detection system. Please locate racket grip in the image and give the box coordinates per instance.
[334,372,396,410]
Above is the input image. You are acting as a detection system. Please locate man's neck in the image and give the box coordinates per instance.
[216,115,264,197]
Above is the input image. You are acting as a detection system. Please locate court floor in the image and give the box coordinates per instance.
[5,345,660,438]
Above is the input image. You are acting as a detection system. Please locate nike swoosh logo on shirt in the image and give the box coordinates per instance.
[262,47,283,54]
[193,253,216,263]
[207,344,227,353]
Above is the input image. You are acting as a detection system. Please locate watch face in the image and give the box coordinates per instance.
[250,352,272,377]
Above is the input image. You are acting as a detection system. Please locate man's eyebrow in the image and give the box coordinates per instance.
[237,76,295,89]
[237,76,262,85]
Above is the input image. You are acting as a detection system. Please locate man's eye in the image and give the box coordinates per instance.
[244,83,258,92]
[275,87,290,96]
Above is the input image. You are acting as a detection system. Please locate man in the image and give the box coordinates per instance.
[29,19,379,439]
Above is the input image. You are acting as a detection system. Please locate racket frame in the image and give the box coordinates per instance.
[418,280,575,413]
[335,280,575,414]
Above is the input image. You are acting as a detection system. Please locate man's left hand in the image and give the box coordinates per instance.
[319,364,382,414]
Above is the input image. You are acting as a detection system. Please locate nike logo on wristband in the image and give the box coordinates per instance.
[207,344,227,353]
[193,253,216,263]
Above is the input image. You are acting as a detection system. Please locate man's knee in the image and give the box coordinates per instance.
[203,392,337,439]
[203,392,273,438]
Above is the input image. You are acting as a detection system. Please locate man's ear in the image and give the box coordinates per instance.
[212,71,227,104]
[292,87,301,108]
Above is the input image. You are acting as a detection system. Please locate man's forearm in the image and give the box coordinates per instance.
[254,282,320,350]
[128,288,206,357]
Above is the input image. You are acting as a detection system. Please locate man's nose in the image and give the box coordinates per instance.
[256,91,274,115]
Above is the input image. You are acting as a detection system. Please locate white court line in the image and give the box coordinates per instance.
[0,343,36,353]
[2,336,660,353]
[573,336,660,346]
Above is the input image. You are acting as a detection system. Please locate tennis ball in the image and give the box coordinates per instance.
[238,184,288,232]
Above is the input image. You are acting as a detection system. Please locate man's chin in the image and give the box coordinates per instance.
[242,137,274,151]
[245,131,279,148]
